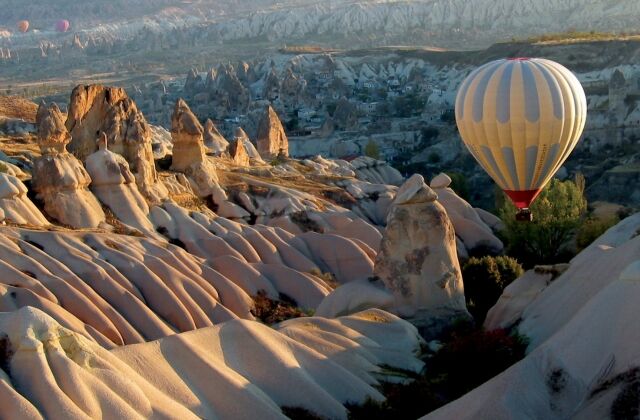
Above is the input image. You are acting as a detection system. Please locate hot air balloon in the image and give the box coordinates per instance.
[56,19,70,32]
[455,58,587,221]
[16,20,29,33]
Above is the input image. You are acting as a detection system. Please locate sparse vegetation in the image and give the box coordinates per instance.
[576,215,620,251]
[291,211,324,233]
[308,268,339,289]
[590,367,640,420]
[364,140,381,160]
[462,256,524,322]
[281,406,328,420]
[251,290,312,324]
[347,326,529,419]
[446,172,470,201]
[526,30,640,44]
[0,333,13,375]
[427,151,441,164]
[420,126,440,146]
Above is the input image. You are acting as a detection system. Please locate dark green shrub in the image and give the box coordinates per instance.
[462,256,524,322]
[576,216,619,251]
[427,151,441,164]
[282,406,327,420]
[364,140,380,160]
[251,291,310,324]
[446,172,470,201]
[428,329,529,396]
[347,328,529,419]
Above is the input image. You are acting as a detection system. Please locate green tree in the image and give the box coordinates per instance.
[498,176,587,267]
[420,126,440,146]
[446,172,470,201]
[364,140,380,160]
[462,256,524,322]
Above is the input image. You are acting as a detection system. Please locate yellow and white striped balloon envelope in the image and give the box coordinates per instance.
[455,58,587,209]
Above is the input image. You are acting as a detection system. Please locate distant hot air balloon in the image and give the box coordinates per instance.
[17,20,29,33]
[55,19,70,33]
[455,58,587,221]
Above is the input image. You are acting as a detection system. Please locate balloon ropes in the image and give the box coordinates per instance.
[455,58,587,221]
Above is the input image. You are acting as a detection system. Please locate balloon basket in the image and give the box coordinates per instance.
[515,208,533,222]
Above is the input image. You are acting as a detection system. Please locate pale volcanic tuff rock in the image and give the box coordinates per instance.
[281,66,308,100]
[34,101,69,155]
[374,175,469,337]
[170,98,207,172]
[9,0,640,53]
[0,307,423,420]
[429,173,504,255]
[85,133,155,235]
[316,280,395,318]
[0,174,49,226]
[214,65,251,112]
[426,214,640,420]
[0,226,254,347]
[233,127,264,164]
[151,202,373,285]
[229,136,251,167]
[31,102,106,228]
[149,124,173,159]
[203,118,229,156]
[183,68,204,94]
[65,84,168,203]
[350,156,404,186]
[170,100,247,218]
[256,105,289,160]
[0,212,386,349]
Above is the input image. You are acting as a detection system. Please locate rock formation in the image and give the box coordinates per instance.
[170,98,207,172]
[333,97,359,131]
[203,118,229,156]
[85,133,155,235]
[170,100,248,218]
[31,102,106,228]
[0,173,49,226]
[184,68,204,94]
[65,84,167,203]
[0,306,423,420]
[374,174,469,337]
[350,156,404,186]
[429,173,504,256]
[34,101,70,154]
[233,127,264,164]
[150,124,173,159]
[229,136,250,167]
[256,105,289,160]
[428,214,640,420]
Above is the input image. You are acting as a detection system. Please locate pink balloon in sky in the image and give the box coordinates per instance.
[55,20,70,32]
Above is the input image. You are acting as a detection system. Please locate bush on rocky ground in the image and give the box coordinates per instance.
[346,324,529,419]
[251,291,312,324]
[462,256,524,323]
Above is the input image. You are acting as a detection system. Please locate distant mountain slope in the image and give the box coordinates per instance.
[3,0,640,48]
[4,0,639,49]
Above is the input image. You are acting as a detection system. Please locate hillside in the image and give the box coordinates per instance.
[3,0,640,50]
[0,96,37,122]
